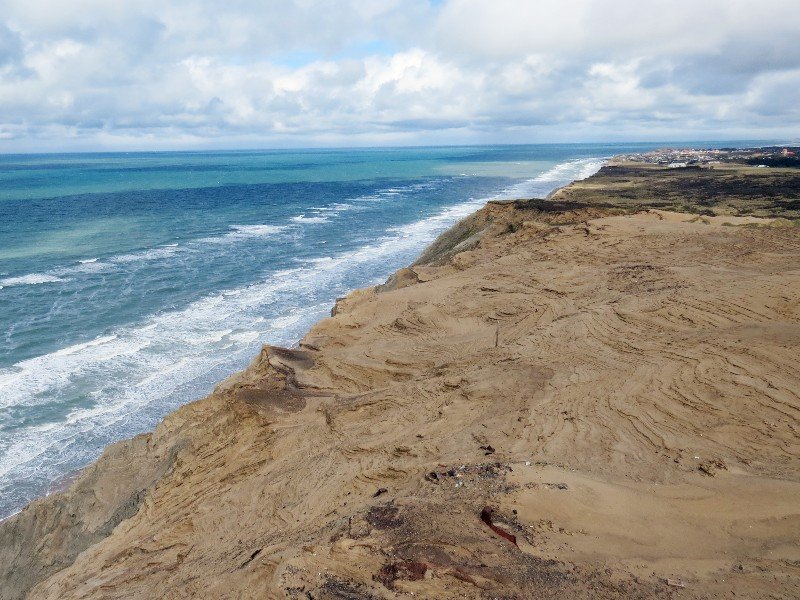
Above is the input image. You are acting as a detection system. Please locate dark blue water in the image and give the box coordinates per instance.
[0,142,742,519]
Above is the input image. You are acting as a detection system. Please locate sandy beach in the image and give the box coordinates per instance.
[1,158,799,599]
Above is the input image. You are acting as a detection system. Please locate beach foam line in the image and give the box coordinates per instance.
[0,336,152,410]
[495,157,606,200]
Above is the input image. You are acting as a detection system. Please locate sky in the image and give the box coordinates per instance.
[0,0,799,151]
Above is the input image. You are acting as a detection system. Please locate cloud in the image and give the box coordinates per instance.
[0,0,798,150]
[0,24,24,66]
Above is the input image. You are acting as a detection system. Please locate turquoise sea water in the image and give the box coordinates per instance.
[0,143,745,519]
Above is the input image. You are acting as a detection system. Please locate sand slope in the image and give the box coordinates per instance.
[2,166,799,599]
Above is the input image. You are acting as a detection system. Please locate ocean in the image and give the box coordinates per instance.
[0,142,724,519]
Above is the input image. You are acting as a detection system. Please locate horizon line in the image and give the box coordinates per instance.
[0,138,795,158]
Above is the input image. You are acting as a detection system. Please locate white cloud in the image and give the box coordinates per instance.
[0,0,798,150]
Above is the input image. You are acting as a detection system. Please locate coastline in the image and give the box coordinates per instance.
[2,156,799,599]
[0,155,607,524]
[0,167,601,525]
[0,164,600,522]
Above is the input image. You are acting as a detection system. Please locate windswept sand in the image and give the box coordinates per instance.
[1,165,799,599]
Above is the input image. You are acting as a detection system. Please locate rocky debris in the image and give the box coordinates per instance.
[698,458,728,477]
[376,560,428,589]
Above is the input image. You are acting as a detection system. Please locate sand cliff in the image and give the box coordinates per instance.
[1,161,799,599]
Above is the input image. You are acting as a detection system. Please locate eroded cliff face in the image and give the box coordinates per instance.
[2,165,800,599]
[0,433,180,600]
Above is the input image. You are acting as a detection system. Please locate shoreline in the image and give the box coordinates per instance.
[0,158,608,524]
[2,153,799,599]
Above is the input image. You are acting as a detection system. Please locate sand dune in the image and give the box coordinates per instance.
[2,163,799,599]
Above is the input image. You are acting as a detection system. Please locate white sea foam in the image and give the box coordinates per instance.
[270,313,302,329]
[3,244,190,287]
[290,215,329,224]
[493,157,605,200]
[230,330,259,344]
[230,224,287,236]
[51,335,118,357]
[197,329,233,345]
[3,221,291,287]
[112,246,181,263]
[0,273,66,287]
[205,224,290,243]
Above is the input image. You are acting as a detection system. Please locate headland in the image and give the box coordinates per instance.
[2,149,799,599]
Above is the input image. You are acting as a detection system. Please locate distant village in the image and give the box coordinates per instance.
[619,146,800,169]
